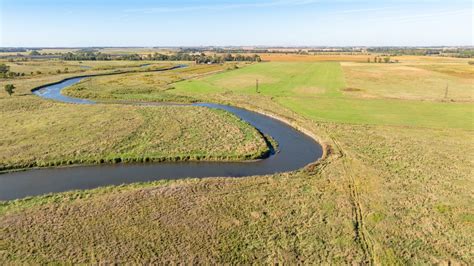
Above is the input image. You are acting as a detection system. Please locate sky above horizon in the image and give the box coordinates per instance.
[1,0,472,47]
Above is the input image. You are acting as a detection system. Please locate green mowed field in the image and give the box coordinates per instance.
[1,58,473,264]
[173,62,472,129]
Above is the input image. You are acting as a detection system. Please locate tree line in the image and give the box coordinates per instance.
[62,52,112,61]
[146,52,261,63]
[367,57,398,63]
[0,63,25,78]
[0,48,28,53]
[0,64,15,95]
[367,47,473,58]
[61,51,261,63]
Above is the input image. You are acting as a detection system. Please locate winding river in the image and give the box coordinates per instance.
[0,66,323,200]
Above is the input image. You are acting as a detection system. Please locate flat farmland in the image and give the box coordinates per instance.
[173,61,472,129]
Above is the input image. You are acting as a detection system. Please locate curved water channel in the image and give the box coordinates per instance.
[0,67,323,200]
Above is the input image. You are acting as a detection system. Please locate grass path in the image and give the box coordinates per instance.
[330,136,374,264]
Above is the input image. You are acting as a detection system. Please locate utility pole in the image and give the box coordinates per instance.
[444,83,449,99]
[256,79,259,93]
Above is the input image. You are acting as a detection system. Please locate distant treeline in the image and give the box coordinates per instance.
[308,48,364,53]
[61,51,261,63]
[183,47,366,54]
[62,52,113,61]
[182,48,271,54]
[146,52,261,63]
[367,47,474,58]
[182,47,474,58]
[0,48,28,53]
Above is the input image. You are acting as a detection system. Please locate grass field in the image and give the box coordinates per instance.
[0,60,181,97]
[0,97,269,171]
[0,56,473,264]
[0,61,271,171]
[173,62,472,129]
[1,168,362,264]
[342,62,473,101]
[2,59,174,76]
[62,63,236,103]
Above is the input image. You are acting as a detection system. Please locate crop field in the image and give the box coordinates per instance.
[0,55,473,264]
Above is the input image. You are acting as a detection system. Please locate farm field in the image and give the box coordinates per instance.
[259,53,373,62]
[1,55,473,264]
[173,61,473,129]
[342,62,473,101]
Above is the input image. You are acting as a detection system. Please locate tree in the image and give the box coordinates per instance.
[383,57,390,63]
[4,84,15,96]
[253,54,262,62]
[0,63,9,74]
[29,50,41,56]
[367,58,371,63]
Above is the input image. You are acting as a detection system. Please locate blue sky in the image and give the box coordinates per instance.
[1,0,472,47]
